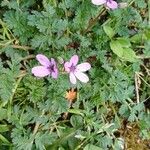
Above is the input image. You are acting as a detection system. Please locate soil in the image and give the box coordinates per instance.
[119,123,150,150]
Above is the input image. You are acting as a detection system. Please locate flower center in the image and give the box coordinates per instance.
[107,0,112,3]
[69,64,76,72]
[48,64,55,72]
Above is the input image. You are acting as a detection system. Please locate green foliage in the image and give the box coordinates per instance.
[103,24,115,39]
[23,76,47,103]
[3,10,34,43]
[0,0,149,149]
[84,144,103,150]
[110,38,137,62]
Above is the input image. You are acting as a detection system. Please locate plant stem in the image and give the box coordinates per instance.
[21,55,35,61]
[82,8,106,34]
[12,44,33,51]
[7,76,24,119]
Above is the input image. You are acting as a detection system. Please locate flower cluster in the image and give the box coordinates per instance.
[32,54,91,84]
[91,0,118,9]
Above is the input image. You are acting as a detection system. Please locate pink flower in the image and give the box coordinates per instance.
[91,0,118,9]
[64,55,91,84]
[32,54,58,78]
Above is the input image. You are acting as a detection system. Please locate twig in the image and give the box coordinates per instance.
[16,70,27,78]
[138,74,150,87]
[141,64,150,76]
[12,44,33,51]
[21,55,35,61]
[137,55,150,59]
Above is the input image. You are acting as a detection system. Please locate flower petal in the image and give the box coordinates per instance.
[74,71,89,83]
[36,54,51,67]
[69,72,77,84]
[51,67,58,79]
[32,66,50,77]
[64,62,71,72]
[91,0,106,5]
[50,58,56,66]
[70,55,79,66]
[50,58,58,79]
[106,0,118,9]
[76,62,91,72]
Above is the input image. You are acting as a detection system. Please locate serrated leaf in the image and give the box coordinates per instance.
[70,115,83,127]
[119,104,129,116]
[0,108,7,120]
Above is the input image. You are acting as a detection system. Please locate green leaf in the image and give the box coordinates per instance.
[84,144,103,150]
[4,10,33,44]
[70,115,83,127]
[116,38,131,47]
[135,0,147,8]
[110,40,123,58]
[0,134,11,145]
[47,128,77,149]
[0,108,7,120]
[68,109,84,116]
[122,48,137,62]
[103,25,115,39]
[35,132,57,150]
[130,33,144,43]
[0,125,9,132]
[110,38,137,62]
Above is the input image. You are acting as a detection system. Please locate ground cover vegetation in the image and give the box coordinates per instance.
[0,0,150,149]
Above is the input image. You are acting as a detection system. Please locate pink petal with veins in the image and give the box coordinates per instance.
[70,55,79,66]
[32,66,50,77]
[74,71,89,83]
[64,62,71,72]
[69,72,77,84]
[51,68,58,79]
[106,0,118,9]
[50,58,55,65]
[76,63,91,72]
[36,54,50,67]
[91,0,106,5]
